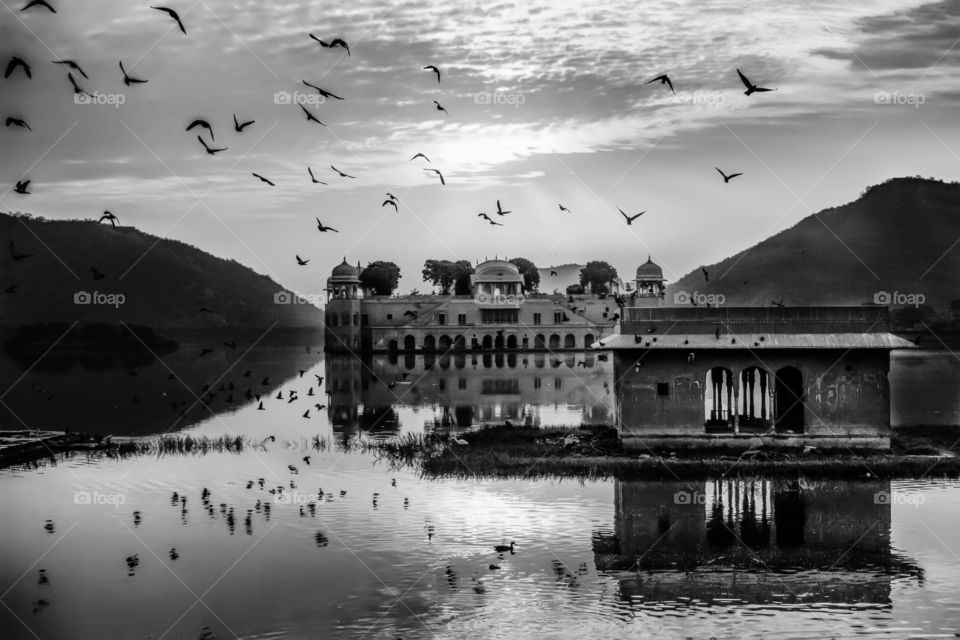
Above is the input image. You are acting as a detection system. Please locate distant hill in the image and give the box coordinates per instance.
[0,212,323,333]
[538,263,584,293]
[666,178,960,313]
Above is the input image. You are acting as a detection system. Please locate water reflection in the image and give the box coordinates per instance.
[594,478,922,609]
[325,352,613,435]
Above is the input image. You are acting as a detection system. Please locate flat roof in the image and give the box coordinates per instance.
[594,332,917,350]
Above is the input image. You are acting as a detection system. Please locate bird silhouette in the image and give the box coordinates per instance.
[558,204,571,212]
[10,241,33,261]
[302,80,343,100]
[495,199,511,215]
[433,100,447,116]
[90,267,105,280]
[14,179,30,195]
[186,119,214,140]
[424,168,445,185]
[423,65,440,83]
[67,72,86,95]
[478,213,502,226]
[307,166,326,184]
[298,103,325,125]
[315,218,339,232]
[771,297,785,307]
[252,172,275,186]
[382,199,398,212]
[493,541,515,553]
[645,73,675,94]
[550,270,558,276]
[309,35,350,56]
[619,208,645,225]
[385,192,398,201]
[410,152,430,162]
[119,61,147,85]
[5,56,31,79]
[150,6,186,34]
[53,59,88,78]
[330,165,355,178]
[737,68,776,96]
[21,0,56,12]
[197,136,227,155]
[715,167,743,183]
[99,211,119,226]
[5,116,31,131]
[233,114,254,132]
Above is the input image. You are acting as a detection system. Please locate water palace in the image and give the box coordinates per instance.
[323,257,915,449]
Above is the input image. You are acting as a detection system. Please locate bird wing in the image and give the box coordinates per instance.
[197,136,210,151]
[715,167,726,179]
[665,76,675,93]
[438,172,445,185]
[728,172,743,179]
[619,208,628,220]
[736,68,751,88]
[309,34,329,46]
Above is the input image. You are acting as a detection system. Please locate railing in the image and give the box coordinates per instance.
[621,306,891,335]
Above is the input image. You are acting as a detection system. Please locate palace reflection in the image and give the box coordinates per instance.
[593,478,922,607]
[324,352,613,434]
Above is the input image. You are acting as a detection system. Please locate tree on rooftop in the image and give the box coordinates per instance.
[509,257,540,293]
[422,259,474,295]
[359,261,401,296]
[580,260,618,295]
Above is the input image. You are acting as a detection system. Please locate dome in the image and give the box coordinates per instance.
[635,256,663,281]
[331,258,359,278]
[472,259,523,283]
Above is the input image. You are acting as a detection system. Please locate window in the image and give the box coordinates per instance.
[341,312,349,326]
[386,313,393,320]
[480,309,519,324]
[534,377,541,389]
[362,314,368,325]
[554,378,562,390]
[657,382,670,397]
[353,313,360,326]
[533,313,542,325]
[553,312,563,324]
[330,314,338,327]
[438,379,446,391]
[458,378,467,390]
[458,313,467,326]
[438,313,446,326]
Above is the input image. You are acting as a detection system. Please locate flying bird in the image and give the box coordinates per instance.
[433,100,447,116]
[119,61,147,85]
[550,270,558,276]
[315,218,338,233]
[21,0,56,12]
[233,114,254,132]
[771,297,785,307]
[99,211,119,226]
[197,136,227,155]
[5,56,32,79]
[302,80,343,100]
[307,166,326,184]
[67,72,86,95]
[619,208,645,225]
[737,68,776,96]
[186,119,214,140]
[424,168,445,185]
[150,6,186,34]
[52,59,88,78]
[5,117,30,130]
[296,255,309,266]
[478,213,502,226]
[701,267,709,282]
[308,35,350,56]
[423,65,440,83]
[410,152,430,162]
[382,199,398,212]
[558,204,571,212]
[715,167,743,183]
[385,192,397,201]
[645,73,675,94]
[330,165,355,179]
[90,267,105,280]
[252,173,275,186]
[14,179,30,194]
[298,103,325,126]
[495,199,511,215]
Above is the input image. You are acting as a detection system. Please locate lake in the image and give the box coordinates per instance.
[1,344,959,639]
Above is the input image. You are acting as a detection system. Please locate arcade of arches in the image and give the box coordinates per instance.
[704,365,805,433]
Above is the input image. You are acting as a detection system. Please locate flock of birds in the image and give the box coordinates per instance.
[5,0,778,286]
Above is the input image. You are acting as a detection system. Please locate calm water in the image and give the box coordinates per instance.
[2,344,960,639]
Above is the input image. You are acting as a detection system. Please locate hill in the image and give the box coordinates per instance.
[666,177,960,313]
[538,263,584,294]
[0,212,323,333]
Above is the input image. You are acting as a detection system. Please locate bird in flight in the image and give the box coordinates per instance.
[119,61,147,85]
[252,173,275,186]
[410,152,430,162]
[150,6,186,34]
[495,199,511,215]
[5,117,30,131]
[771,297,785,307]
[645,73,675,94]
[715,167,743,183]
[186,119,214,140]
[385,192,398,201]
[299,103,325,126]
[308,35,350,56]
[67,72,86,95]
[52,59,88,78]
[197,136,227,155]
[330,165,355,179]
[21,0,56,12]
[307,167,326,184]
[315,218,338,232]
[296,255,310,266]
[700,267,709,282]
[478,213,503,226]
[5,56,32,79]
[302,80,343,100]
[433,100,448,116]
[382,199,398,212]
[233,114,254,132]
[423,65,440,83]
[424,168,445,185]
[619,208,645,225]
[99,211,119,226]
[558,204,571,213]
[90,267,105,280]
[737,68,776,96]
[10,241,34,261]
[14,179,30,195]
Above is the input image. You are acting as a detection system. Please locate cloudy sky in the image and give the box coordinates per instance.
[2,0,959,296]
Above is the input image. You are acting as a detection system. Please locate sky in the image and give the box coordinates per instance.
[2,0,960,298]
